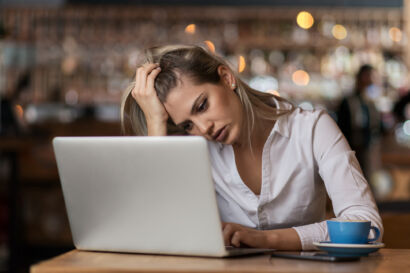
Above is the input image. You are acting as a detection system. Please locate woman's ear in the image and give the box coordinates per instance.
[217,65,236,91]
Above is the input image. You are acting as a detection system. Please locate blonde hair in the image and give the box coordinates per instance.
[120,45,294,145]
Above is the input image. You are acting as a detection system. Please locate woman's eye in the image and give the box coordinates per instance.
[197,98,208,112]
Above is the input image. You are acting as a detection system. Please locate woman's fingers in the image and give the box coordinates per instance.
[232,230,255,248]
[223,223,235,246]
[133,63,159,97]
[231,231,242,247]
[222,223,269,248]
[223,223,244,246]
[135,63,159,82]
[146,67,161,90]
[141,63,160,94]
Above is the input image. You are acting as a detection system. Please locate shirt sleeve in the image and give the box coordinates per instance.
[292,110,383,250]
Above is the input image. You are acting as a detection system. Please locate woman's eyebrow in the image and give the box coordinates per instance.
[176,92,204,127]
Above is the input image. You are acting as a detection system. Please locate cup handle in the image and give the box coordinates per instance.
[368,226,380,242]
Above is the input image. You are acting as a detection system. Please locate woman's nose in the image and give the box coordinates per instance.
[195,119,212,136]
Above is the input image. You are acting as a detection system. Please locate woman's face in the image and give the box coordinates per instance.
[163,68,244,145]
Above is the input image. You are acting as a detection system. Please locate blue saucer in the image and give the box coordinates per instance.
[313,241,385,257]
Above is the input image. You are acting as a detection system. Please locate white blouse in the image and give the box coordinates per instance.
[207,101,383,250]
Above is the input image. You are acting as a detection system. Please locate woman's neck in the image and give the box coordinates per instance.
[253,118,275,149]
[233,118,275,154]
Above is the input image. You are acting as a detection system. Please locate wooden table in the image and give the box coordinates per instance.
[31,249,410,273]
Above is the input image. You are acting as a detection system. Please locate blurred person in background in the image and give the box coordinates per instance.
[121,45,383,250]
[337,64,382,180]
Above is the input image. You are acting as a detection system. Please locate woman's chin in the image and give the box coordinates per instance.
[224,131,239,146]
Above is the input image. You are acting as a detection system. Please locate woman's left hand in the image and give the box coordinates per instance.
[222,222,272,248]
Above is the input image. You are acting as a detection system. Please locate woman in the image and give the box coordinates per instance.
[121,45,383,250]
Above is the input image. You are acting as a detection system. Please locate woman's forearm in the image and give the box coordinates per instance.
[267,228,302,250]
[147,118,168,136]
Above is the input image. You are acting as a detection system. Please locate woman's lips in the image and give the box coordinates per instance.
[214,126,228,142]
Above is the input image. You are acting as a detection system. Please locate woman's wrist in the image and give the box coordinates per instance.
[147,118,168,136]
[266,230,279,248]
[266,228,302,250]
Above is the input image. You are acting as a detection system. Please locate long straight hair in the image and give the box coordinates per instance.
[120,45,294,145]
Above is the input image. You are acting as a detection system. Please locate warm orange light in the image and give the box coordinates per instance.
[238,56,246,73]
[267,90,280,97]
[296,11,314,30]
[185,24,196,34]
[292,70,310,86]
[272,90,280,97]
[61,56,77,75]
[15,104,24,118]
[389,27,402,42]
[204,40,215,53]
[332,24,347,40]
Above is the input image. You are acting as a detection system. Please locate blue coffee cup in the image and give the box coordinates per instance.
[327,220,380,244]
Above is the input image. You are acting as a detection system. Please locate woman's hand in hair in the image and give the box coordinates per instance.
[132,63,168,135]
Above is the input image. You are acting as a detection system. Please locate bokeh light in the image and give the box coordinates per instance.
[296,11,314,30]
[332,24,347,40]
[65,89,79,105]
[204,40,215,53]
[299,101,314,110]
[61,56,77,75]
[389,27,402,42]
[185,24,196,34]
[404,120,410,136]
[249,76,278,92]
[15,105,24,119]
[238,55,246,73]
[292,70,310,86]
[268,90,280,97]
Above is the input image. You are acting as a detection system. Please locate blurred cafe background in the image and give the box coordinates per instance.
[1,0,410,272]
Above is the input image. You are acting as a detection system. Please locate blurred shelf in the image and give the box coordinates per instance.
[381,212,410,249]
[378,201,410,213]
[381,153,410,166]
[0,5,403,21]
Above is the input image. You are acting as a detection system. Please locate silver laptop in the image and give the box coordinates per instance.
[53,136,274,257]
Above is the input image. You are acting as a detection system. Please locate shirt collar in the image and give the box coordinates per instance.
[270,98,293,138]
[271,113,290,138]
